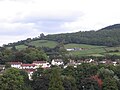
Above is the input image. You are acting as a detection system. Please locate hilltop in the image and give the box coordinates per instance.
[100,24,120,30]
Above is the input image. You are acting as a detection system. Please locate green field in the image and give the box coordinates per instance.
[7,40,120,57]
[105,46,120,51]
[64,44,120,57]
[29,40,58,48]
[65,43,105,49]
[68,47,106,56]
[16,45,28,50]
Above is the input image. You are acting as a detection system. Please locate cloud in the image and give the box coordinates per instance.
[0,0,120,45]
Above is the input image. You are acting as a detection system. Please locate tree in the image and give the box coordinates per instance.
[62,76,77,90]
[11,45,17,51]
[58,42,69,64]
[62,66,76,77]
[32,68,44,80]
[76,64,98,90]
[97,67,119,90]
[81,78,100,90]
[32,68,50,90]
[102,77,118,90]
[15,47,48,63]
[48,67,64,90]
[32,75,49,90]
[97,67,114,79]
[0,68,24,90]
[2,48,14,62]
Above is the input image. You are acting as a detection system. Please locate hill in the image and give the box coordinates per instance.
[100,24,120,30]
[5,24,120,48]
[44,24,120,46]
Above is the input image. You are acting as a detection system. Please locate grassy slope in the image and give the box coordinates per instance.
[8,40,120,57]
[16,45,28,50]
[65,44,120,57]
[65,44,106,56]
[65,43,105,49]
[29,40,58,48]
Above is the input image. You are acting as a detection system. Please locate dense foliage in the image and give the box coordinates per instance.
[1,64,120,90]
[0,68,24,90]
[0,47,48,64]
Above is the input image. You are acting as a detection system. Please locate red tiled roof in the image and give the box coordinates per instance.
[33,61,46,63]
[21,64,36,67]
[8,62,22,65]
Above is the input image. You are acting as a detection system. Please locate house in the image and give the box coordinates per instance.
[51,59,64,66]
[33,61,51,68]
[9,62,22,69]
[64,60,79,68]
[20,64,36,69]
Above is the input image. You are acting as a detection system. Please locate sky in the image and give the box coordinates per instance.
[0,0,120,46]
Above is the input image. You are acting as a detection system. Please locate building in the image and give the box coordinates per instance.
[33,61,51,68]
[51,59,64,66]
[9,62,22,69]
[20,64,36,69]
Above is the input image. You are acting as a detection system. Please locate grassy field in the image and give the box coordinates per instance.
[7,40,120,57]
[29,40,58,48]
[68,47,106,56]
[64,43,105,49]
[105,46,120,51]
[64,43,107,56]
[16,45,28,50]
[65,44,120,57]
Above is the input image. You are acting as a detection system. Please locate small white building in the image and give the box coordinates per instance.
[51,59,64,66]
[66,48,75,51]
[9,62,22,69]
[33,61,51,68]
[112,61,117,66]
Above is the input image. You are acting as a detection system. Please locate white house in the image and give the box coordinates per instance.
[9,62,22,69]
[20,64,36,69]
[51,59,64,66]
[33,61,51,68]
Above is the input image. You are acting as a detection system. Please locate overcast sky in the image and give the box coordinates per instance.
[0,0,120,46]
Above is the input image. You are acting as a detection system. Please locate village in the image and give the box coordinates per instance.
[0,58,119,80]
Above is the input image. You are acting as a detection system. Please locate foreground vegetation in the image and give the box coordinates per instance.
[1,64,120,90]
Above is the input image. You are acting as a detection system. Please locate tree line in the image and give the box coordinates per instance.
[0,47,48,64]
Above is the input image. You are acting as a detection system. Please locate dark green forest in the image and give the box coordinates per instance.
[45,24,120,46]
